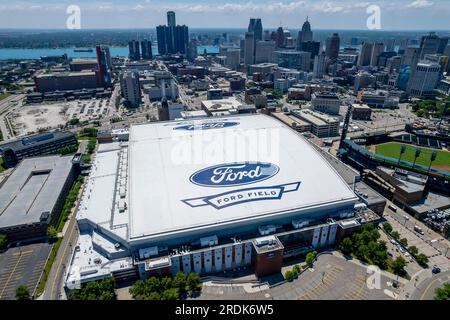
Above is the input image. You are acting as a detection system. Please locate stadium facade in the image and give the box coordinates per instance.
[65,114,378,288]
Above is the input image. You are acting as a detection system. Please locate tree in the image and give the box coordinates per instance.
[391,231,400,240]
[339,237,353,255]
[187,273,201,292]
[382,222,393,234]
[46,226,58,241]
[399,238,408,247]
[0,233,7,250]
[415,253,429,266]
[389,257,407,276]
[15,285,31,300]
[292,265,301,275]
[71,276,116,300]
[305,250,317,266]
[161,288,179,300]
[284,270,294,281]
[408,246,418,256]
[173,272,187,295]
[434,283,450,300]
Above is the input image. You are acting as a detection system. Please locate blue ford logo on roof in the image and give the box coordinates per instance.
[174,121,239,131]
[190,162,279,187]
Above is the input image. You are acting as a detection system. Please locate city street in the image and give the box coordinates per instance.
[0,94,25,141]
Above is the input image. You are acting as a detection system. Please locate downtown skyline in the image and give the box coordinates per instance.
[0,0,449,30]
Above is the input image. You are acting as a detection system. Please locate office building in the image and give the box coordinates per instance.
[313,51,326,79]
[141,40,153,60]
[248,18,263,42]
[156,11,189,55]
[291,109,340,137]
[275,50,311,71]
[351,104,372,120]
[96,45,113,87]
[0,131,78,167]
[244,32,255,66]
[326,33,340,61]
[371,42,385,66]
[297,17,313,48]
[419,32,440,59]
[129,40,141,60]
[407,60,441,98]
[255,41,276,63]
[299,41,320,59]
[34,71,98,93]
[358,42,373,67]
[69,59,98,72]
[402,47,420,67]
[311,92,341,115]
[0,155,77,241]
[187,39,198,62]
[64,114,372,286]
[225,48,241,71]
[120,71,141,108]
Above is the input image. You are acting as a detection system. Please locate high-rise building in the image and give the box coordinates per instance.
[371,42,385,66]
[255,40,275,63]
[128,40,141,60]
[120,71,141,108]
[407,60,441,98]
[437,37,449,54]
[167,11,176,27]
[276,27,285,48]
[402,47,420,67]
[385,39,396,52]
[325,33,340,61]
[244,32,255,66]
[300,41,320,59]
[275,50,311,71]
[96,45,112,88]
[358,42,373,67]
[187,39,198,62]
[419,32,440,59]
[156,12,189,56]
[225,48,241,70]
[248,18,263,42]
[141,40,153,60]
[297,17,313,49]
[313,51,326,79]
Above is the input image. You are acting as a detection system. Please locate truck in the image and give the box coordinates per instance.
[388,204,398,212]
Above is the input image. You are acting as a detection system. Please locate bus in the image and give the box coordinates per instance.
[388,204,398,212]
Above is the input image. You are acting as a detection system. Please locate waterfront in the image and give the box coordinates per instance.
[0,46,219,60]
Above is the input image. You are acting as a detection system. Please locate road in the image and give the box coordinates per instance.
[410,270,450,300]
[0,94,25,141]
[42,179,84,300]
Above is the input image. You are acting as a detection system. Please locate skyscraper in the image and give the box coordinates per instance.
[255,40,276,63]
[358,42,373,67]
[248,18,263,42]
[371,42,385,66]
[300,41,320,59]
[407,60,441,98]
[244,32,255,66]
[167,11,176,27]
[156,12,189,56]
[141,40,153,60]
[187,39,198,62]
[96,45,112,88]
[297,17,313,49]
[437,37,449,54]
[419,32,440,59]
[313,51,326,79]
[128,40,141,60]
[325,33,340,61]
[276,27,285,48]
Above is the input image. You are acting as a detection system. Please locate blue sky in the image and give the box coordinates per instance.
[0,0,449,30]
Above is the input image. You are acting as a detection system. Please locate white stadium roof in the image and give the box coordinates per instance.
[123,114,357,244]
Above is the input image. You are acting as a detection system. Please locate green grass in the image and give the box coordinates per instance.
[375,142,450,169]
[0,157,6,173]
[35,237,63,298]
[56,179,83,233]
[0,93,11,101]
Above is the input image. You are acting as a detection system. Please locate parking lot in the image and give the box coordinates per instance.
[0,242,52,300]
[194,254,399,300]
[384,214,450,272]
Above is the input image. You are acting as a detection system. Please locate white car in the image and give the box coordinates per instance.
[403,215,410,220]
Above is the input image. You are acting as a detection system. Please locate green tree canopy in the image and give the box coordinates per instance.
[389,257,407,276]
[339,237,353,255]
[0,233,7,250]
[71,276,116,300]
[15,285,31,300]
[382,222,393,234]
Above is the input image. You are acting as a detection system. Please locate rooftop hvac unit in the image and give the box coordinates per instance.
[258,225,276,236]
[292,218,309,229]
[255,236,276,247]
[354,203,367,212]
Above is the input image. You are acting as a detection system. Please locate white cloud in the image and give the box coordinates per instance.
[406,0,434,8]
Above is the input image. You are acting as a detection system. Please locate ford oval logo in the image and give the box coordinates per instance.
[190,162,279,187]
[174,121,239,131]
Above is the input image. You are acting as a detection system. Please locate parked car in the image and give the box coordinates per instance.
[432,265,441,274]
